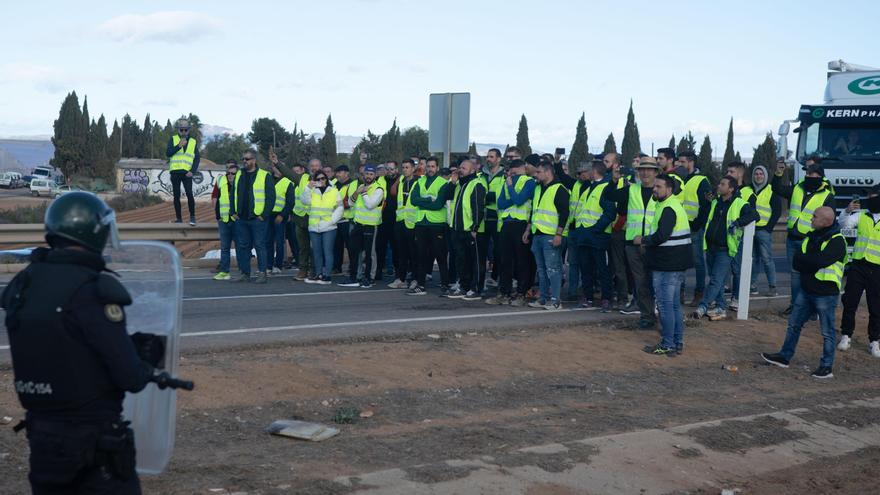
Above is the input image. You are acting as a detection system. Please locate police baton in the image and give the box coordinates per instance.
[150,371,195,391]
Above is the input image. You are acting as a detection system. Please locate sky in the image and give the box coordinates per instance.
[1,0,878,156]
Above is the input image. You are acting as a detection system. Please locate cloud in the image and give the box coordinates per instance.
[0,63,66,93]
[98,11,223,44]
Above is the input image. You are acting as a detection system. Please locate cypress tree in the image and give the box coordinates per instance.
[50,91,87,179]
[723,118,736,166]
[620,101,641,166]
[735,151,742,163]
[379,118,402,163]
[467,142,478,157]
[676,131,696,155]
[569,113,590,170]
[751,132,777,168]
[516,114,532,156]
[603,133,617,154]
[697,135,720,185]
[319,114,338,167]
[668,135,676,150]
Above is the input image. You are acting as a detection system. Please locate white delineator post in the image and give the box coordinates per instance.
[737,222,756,320]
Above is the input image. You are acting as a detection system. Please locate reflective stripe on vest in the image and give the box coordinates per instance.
[625,183,656,241]
[415,175,448,225]
[682,174,708,221]
[354,182,384,226]
[703,197,747,257]
[292,174,311,217]
[170,135,196,172]
[531,183,566,236]
[499,175,533,226]
[787,183,832,235]
[272,177,292,213]
[308,187,340,227]
[755,185,773,227]
[652,197,692,247]
[802,233,847,289]
[233,168,269,217]
[396,178,417,228]
[852,212,880,264]
[578,181,612,233]
[216,174,232,223]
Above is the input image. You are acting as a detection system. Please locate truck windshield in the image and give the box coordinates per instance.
[797,122,880,162]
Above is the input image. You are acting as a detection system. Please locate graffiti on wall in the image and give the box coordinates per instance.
[121,169,221,201]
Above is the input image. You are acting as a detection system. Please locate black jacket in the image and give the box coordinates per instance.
[234,168,276,220]
[644,204,695,272]
[165,136,200,174]
[451,173,487,232]
[794,223,847,296]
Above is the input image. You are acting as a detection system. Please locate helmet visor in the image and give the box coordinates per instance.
[100,209,120,249]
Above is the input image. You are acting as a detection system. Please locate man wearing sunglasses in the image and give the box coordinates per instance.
[231,150,275,283]
[165,118,200,225]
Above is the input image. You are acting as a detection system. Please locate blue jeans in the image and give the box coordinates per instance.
[779,291,838,368]
[691,229,706,293]
[567,245,580,299]
[700,249,732,311]
[266,214,288,270]
[578,243,612,301]
[309,230,337,278]
[531,234,565,303]
[235,217,268,276]
[786,237,803,306]
[653,270,685,349]
[751,229,777,288]
[217,220,236,273]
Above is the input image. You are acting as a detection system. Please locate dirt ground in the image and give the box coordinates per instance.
[1,310,879,494]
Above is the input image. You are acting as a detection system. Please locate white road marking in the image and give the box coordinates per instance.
[184,288,400,301]
[181,308,589,337]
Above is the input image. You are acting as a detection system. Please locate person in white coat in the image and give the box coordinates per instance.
[300,172,343,284]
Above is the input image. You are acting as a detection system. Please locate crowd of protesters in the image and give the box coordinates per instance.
[179,113,879,380]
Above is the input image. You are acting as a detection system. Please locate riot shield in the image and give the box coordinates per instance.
[104,241,183,475]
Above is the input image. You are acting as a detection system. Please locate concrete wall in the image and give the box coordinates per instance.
[118,168,222,202]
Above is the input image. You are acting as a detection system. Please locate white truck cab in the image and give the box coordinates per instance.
[777,60,880,239]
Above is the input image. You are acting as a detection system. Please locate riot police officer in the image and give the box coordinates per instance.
[2,192,164,494]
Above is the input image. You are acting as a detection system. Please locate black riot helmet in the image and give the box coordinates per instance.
[44,192,120,253]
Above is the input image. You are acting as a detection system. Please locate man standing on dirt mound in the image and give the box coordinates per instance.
[166,118,200,226]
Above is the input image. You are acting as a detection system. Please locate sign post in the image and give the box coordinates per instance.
[429,93,471,169]
[736,222,756,320]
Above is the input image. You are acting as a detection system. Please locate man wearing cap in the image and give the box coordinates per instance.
[772,157,836,314]
[339,164,385,288]
[566,161,592,301]
[621,157,661,329]
[573,159,617,311]
[837,185,880,358]
[676,150,713,306]
[165,118,200,225]
[332,166,357,275]
[485,158,537,306]
[762,206,847,379]
[212,160,238,281]
[407,157,453,295]
[749,162,782,296]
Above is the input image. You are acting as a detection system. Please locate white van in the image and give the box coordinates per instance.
[0,172,23,188]
[30,179,58,197]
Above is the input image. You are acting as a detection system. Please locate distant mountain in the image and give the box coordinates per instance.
[0,139,54,170]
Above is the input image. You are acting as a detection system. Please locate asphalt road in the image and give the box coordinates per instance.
[0,256,793,361]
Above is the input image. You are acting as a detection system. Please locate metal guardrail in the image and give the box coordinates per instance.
[0,223,218,245]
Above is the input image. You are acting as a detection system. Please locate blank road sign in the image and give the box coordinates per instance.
[429,93,470,153]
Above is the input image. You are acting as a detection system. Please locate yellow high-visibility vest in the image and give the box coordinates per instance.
[170,135,196,172]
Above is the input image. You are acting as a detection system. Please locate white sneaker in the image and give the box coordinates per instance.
[409,280,418,290]
[387,279,405,289]
[485,277,498,288]
[837,335,851,351]
[870,341,880,358]
[271,267,282,275]
[729,298,739,311]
